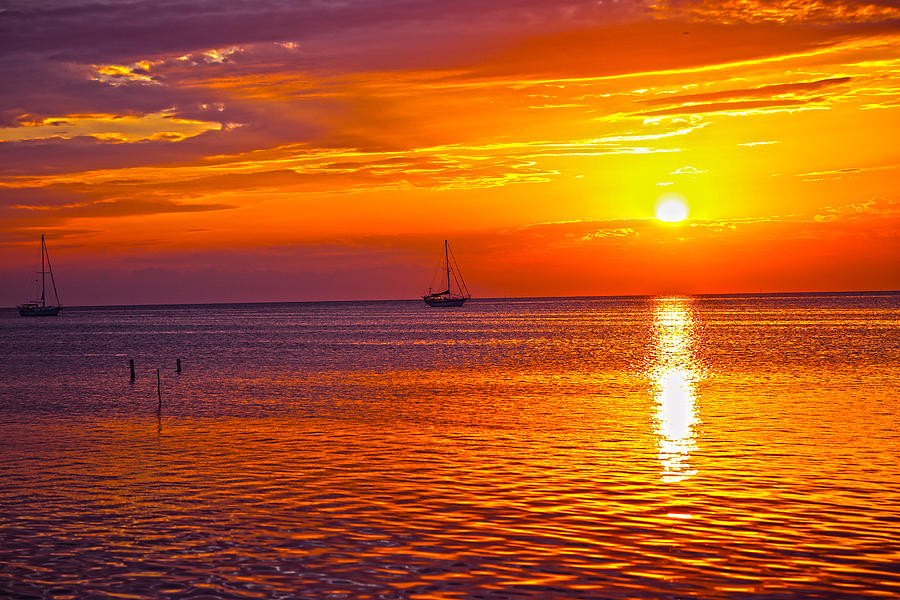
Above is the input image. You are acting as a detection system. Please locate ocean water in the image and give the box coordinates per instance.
[1,294,898,599]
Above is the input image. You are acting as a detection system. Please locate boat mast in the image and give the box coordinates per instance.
[40,234,46,307]
[444,239,450,294]
[45,235,60,308]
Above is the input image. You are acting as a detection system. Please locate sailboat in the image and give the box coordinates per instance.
[423,240,470,307]
[18,234,62,317]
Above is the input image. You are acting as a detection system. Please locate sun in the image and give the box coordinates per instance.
[655,194,689,222]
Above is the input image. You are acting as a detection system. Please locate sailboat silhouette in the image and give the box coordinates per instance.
[423,240,470,307]
[18,235,62,317]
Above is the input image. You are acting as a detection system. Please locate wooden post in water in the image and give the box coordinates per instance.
[129,359,135,380]
[156,368,162,410]
[176,358,181,373]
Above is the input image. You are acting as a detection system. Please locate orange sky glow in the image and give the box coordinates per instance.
[1,0,898,304]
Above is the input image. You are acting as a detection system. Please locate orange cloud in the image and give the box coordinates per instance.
[637,97,822,116]
[650,1,900,24]
[0,111,221,143]
[638,77,852,106]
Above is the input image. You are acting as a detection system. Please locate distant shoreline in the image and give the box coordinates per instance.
[3,290,897,311]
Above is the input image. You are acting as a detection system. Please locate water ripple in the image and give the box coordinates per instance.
[1,295,898,598]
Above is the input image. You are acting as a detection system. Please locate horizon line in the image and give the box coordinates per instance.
[7,289,898,311]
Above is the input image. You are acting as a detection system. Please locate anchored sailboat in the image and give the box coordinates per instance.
[423,240,470,307]
[18,235,62,317]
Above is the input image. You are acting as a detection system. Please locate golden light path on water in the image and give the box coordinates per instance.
[651,297,701,484]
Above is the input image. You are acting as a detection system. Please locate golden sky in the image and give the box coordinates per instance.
[1,0,898,303]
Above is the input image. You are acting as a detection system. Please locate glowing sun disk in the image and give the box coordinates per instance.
[656,196,689,222]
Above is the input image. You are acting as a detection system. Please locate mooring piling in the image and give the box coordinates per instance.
[176,358,182,373]
[129,359,135,380]
[157,368,162,410]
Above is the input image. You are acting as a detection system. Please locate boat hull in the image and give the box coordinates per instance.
[423,296,467,307]
[19,305,61,317]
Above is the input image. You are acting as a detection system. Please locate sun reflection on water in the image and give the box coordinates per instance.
[651,297,701,483]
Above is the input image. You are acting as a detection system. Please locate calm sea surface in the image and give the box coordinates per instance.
[1,294,898,599]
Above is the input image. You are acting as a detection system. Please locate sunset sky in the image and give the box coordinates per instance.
[2,0,898,304]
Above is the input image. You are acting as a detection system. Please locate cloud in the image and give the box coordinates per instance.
[794,164,898,181]
[1,1,892,185]
[0,189,237,236]
[670,166,706,174]
[0,147,561,236]
[637,97,823,117]
[498,197,900,248]
[464,19,889,83]
[0,1,642,65]
[91,61,161,86]
[638,77,852,106]
[650,1,900,24]
[0,111,220,143]
[19,198,236,218]
[814,196,900,221]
